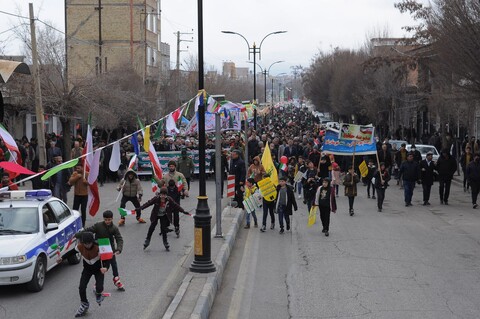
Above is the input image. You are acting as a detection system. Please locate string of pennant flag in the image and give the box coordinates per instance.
[0,90,257,216]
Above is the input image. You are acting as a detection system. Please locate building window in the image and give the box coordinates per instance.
[147,47,153,66]
[152,12,157,33]
[146,13,151,31]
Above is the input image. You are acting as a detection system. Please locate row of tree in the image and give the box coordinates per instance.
[302,0,480,142]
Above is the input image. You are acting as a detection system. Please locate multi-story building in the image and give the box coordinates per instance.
[66,0,165,84]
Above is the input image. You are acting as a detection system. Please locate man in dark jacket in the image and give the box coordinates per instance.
[466,153,480,208]
[420,151,435,205]
[399,152,420,206]
[229,150,246,209]
[435,149,457,205]
[275,176,298,234]
[377,143,393,170]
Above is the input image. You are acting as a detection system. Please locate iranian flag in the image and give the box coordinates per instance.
[151,178,158,193]
[98,238,113,261]
[128,154,137,170]
[0,124,19,153]
[118,207,136,217]
[176,176,184,192]
[279,163,288,172]
[83,115,100,217]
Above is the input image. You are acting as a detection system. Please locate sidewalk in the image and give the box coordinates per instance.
[161,205,244,319]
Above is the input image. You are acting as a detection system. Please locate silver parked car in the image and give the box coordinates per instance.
[406,144,440,161]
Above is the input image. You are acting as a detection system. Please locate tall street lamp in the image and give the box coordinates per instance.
[190,0,216,273]
[221,30,286,130]
[247,60,284,104]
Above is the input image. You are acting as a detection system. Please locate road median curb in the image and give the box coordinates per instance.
[162,206,244,319]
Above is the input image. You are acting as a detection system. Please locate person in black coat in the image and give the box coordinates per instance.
[435,149,457,205]
[399,152,420,206]
[229,150,246,209]
[275,176,298,234]
[373,162,391,212]
[466,153,480,208]
[420,152,436,205]
[377,143,393,171]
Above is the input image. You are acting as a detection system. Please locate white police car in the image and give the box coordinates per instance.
[0,189,82,292]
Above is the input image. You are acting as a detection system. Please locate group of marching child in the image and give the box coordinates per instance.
[64,159,191,317]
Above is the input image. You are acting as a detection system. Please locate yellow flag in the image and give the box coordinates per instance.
[359,160,368,177]
[143,126,150,152]
[308,206,317,227]
[261,142,278,186]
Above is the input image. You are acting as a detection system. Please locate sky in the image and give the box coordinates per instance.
[0,0,419,75]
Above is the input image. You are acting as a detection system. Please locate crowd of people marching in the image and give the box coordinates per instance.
[4,105,480,317]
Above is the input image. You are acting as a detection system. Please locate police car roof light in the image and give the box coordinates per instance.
[0,189,52,201]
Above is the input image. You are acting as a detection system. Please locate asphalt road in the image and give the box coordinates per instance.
[0,178,222,319]
[211,178,480,319]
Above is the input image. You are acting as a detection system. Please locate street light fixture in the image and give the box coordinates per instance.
[190,0,215,274]
[221,30,287,130]
[271,72,287,105]
[247,60,284,104]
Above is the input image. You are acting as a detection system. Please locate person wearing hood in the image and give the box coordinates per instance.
[435,149,457,205]
[177,148,195,191]
[117,169,145,226]
[247,156,265,183]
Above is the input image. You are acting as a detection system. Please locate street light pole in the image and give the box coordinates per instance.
[253,42,257,130]
[221,30,286,131]
[190,0,215,274]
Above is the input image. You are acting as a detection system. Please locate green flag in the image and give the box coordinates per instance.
[153,119,163,140]
[41,158,79,181]
[137,116,145,130]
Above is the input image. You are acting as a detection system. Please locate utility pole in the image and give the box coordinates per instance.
[174,31,193,105]
[175,31,193,71]
[95,0,103,74]
[29,3,46,166]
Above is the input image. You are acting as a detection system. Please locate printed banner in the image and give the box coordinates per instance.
[339,123,375,142]
[322,129,377,156]
[183,110,241,135]
[257,177,277,201]
[359,160,368,177]
[243,195,262,214]
[293,171,304,183]
[130,150,215,175]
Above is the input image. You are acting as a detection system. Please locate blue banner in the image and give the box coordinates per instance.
[322,129,377,155]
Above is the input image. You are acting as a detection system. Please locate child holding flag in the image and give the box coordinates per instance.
[117,169,145,226]
[57,232,109,317]
[77,210,125,291]
[243,178,260,229]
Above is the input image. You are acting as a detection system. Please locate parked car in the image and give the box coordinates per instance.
[388,140,408,150]
[0,189,82,292]
[406,144,440,161]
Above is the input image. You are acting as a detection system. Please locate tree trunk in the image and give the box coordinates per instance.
[62,118,72,161]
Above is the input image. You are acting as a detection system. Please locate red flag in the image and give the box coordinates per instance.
[0,161,36,175]
[84,123,100,216]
